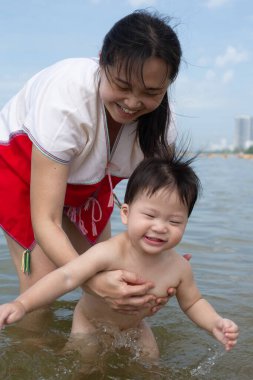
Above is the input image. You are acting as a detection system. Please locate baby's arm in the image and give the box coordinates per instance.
[184,299,238,351]
[0,301,26,329]
[0,243,111,328]
[176,259,239,351]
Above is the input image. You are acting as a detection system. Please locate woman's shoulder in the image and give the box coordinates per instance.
[51,57,99,76]
[39,57,99,73]
[21,58,102,163]
[30,57,100,90]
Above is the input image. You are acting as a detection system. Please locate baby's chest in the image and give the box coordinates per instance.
[135,264,180,298]
[117,251,181,298]
[150,272,180,297]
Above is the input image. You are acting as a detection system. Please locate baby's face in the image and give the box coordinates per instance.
[121,188,188,255]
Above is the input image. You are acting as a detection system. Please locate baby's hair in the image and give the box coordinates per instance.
[99,9,182,158]
[124,150,201,217]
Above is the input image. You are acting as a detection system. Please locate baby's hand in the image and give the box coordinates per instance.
[212,318,239,351]
[0,301,26,329]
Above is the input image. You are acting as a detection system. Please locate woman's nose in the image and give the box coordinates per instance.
[124,94,142,109]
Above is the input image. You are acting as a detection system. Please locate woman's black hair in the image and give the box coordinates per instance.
[99,9,182,158]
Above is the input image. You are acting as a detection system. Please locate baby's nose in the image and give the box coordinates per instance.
[153,220,168,232]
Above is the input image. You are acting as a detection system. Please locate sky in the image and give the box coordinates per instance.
[0,0,252,149]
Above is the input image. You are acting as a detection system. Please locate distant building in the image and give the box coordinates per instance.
[234,115,253,150]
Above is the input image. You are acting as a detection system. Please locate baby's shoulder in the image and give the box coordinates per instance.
[103,233,127,255]
[170,250,193,272]
[107,232,128,253]
[98,233,128,269]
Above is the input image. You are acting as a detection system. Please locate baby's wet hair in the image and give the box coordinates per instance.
[124,150,201,217]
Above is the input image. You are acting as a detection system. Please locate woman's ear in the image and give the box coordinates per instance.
[120,203,129,225]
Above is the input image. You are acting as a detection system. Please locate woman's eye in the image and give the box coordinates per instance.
[116,83,129,91]
[146,92,161,97]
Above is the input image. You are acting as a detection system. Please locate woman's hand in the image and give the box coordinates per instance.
[149,287,177,315]
[182,253,192,261]
[84,270,157,314]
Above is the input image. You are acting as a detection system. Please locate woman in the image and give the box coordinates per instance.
[0,10,182,328]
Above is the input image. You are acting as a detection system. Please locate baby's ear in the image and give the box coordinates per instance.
[120,203,129,225]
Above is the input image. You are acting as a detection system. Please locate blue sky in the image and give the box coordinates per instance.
[0,0,252,149]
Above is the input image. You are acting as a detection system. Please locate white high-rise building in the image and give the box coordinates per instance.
[234,115,253,150]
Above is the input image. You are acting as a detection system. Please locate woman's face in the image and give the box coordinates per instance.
[99,57,170,124]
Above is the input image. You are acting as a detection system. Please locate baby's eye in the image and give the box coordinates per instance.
[144,213,154,218]
[170,220,182,225]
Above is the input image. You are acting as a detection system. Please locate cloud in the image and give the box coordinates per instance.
[204,0,231,9]
[197,56,210,67]
[215,46,248,67]
[205,69,216,81]
[222,69,234,84]
[127,0,157,7]
[176,40,251,113]
[175,64,235,112]
[175,43,248,112]
[175,73,227,111]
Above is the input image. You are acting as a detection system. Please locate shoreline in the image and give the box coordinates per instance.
[199,153,253,160]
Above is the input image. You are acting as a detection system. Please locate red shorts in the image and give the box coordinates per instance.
[0,133,122,249]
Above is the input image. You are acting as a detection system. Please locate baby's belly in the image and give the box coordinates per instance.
[79,293,151,330]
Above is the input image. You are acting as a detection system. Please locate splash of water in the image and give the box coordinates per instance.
[190,347,224,377]
[99,323,142,359]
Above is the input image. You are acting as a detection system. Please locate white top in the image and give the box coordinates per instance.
[0,58,176,185]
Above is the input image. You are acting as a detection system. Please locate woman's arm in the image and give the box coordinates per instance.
[30,145,79,266]
[30,147,163,314]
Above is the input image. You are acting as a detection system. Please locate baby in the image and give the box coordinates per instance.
[0,154,239,358]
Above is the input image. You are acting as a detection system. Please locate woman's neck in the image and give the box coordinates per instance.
[105,109,122,152]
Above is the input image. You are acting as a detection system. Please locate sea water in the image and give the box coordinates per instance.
[0,156,252,380]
